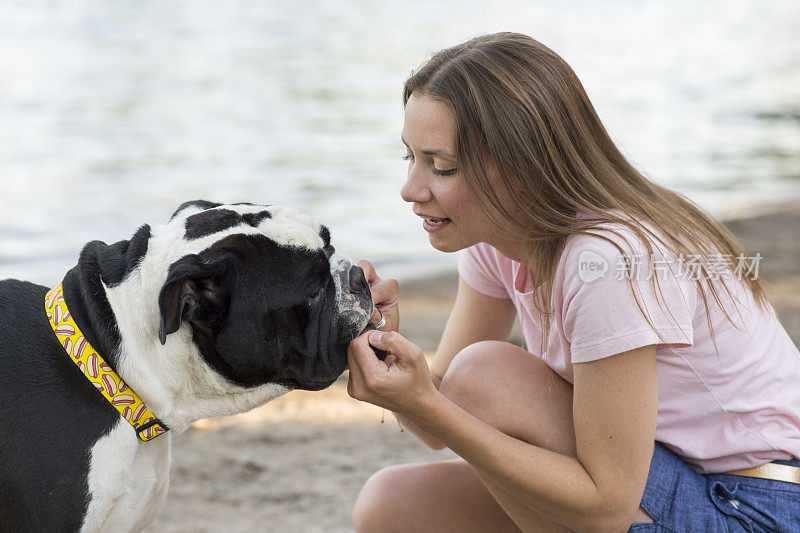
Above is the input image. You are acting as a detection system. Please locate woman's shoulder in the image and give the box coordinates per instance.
[562,211,671,265]
[457,242,520,298]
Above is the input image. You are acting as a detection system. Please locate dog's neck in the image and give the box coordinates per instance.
[62,225,289,434]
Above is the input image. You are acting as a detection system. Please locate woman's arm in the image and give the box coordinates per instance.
[348,333,658,532]
[395,276,518,449]
[430,276,518,380]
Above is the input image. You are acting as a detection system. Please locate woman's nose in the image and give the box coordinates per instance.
[400,165,431,204]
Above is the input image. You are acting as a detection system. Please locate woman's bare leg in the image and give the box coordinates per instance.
[353,459,522,533]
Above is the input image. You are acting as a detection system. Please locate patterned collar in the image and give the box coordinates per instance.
[45,283,168,441]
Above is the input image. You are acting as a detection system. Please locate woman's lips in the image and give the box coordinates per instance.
[422,217,452,232]
[416,212,452,233]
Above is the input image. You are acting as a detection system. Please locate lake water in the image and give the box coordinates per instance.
[1,0,798,286]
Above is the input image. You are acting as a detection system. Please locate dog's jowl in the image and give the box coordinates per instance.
[0,200,376,532]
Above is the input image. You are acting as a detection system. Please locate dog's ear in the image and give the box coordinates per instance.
[158,255,229,345]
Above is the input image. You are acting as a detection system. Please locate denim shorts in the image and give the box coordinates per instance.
[629,441,800,532]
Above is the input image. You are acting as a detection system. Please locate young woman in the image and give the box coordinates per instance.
[347,33,800,532]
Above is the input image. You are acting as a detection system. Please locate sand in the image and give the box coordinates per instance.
[155,202,800,532]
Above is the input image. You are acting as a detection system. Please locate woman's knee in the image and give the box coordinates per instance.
[439,340,531,418]
[440,340,506,392]
[352,465,413,533]
[439,340,575,452]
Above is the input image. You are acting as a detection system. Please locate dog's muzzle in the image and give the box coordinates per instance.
[329,253,374,345]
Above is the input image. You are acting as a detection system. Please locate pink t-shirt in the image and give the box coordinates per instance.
[457,222,800,474]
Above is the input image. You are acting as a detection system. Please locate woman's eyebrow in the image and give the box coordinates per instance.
[401,136,456,159]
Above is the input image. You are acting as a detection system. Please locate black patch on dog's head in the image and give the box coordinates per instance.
[158,233,352,390]
[184,208,273,241]
[185,209,242,240]
[240,211,272,227]
[171,200,223,220]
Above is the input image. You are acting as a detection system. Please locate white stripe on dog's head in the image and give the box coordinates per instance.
[171,201,327,253]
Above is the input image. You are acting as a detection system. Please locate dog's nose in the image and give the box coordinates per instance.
[349,266,369,295]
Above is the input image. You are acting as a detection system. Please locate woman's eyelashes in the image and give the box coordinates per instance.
[432,166,457,176]
[402,153,457,176]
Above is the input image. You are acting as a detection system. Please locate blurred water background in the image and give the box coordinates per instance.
[1,0,798,286]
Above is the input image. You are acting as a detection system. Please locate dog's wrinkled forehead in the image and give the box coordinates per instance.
[170,200,330,251]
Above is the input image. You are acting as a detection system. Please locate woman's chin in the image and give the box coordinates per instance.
[428,235,468,253]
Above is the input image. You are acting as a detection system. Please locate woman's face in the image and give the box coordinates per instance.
[400,93,522,258]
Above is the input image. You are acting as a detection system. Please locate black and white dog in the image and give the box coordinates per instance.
[0,200,377,532]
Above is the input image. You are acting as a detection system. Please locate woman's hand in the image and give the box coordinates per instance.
[357,260,399,333]
[347,330,439,417]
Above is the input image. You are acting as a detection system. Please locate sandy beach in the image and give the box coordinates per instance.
[156,202,800,533]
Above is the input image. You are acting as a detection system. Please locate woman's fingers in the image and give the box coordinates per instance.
[369,278,399,306]
[356,259,378,284]
[347,332,385,401]
[356,259,400,332]
[350,332,385,374]
[368,330,423,367]
[356,259,398,304]
[348,330,436,415]
[368,280,399,327]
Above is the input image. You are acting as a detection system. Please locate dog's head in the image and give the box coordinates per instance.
[154,200,373,392]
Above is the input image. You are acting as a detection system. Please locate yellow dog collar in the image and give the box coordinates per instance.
[45,283,168,442]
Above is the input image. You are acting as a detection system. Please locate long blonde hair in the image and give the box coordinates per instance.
[403,32,772,356]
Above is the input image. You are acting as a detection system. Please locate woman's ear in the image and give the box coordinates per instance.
[157,255,229,345]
